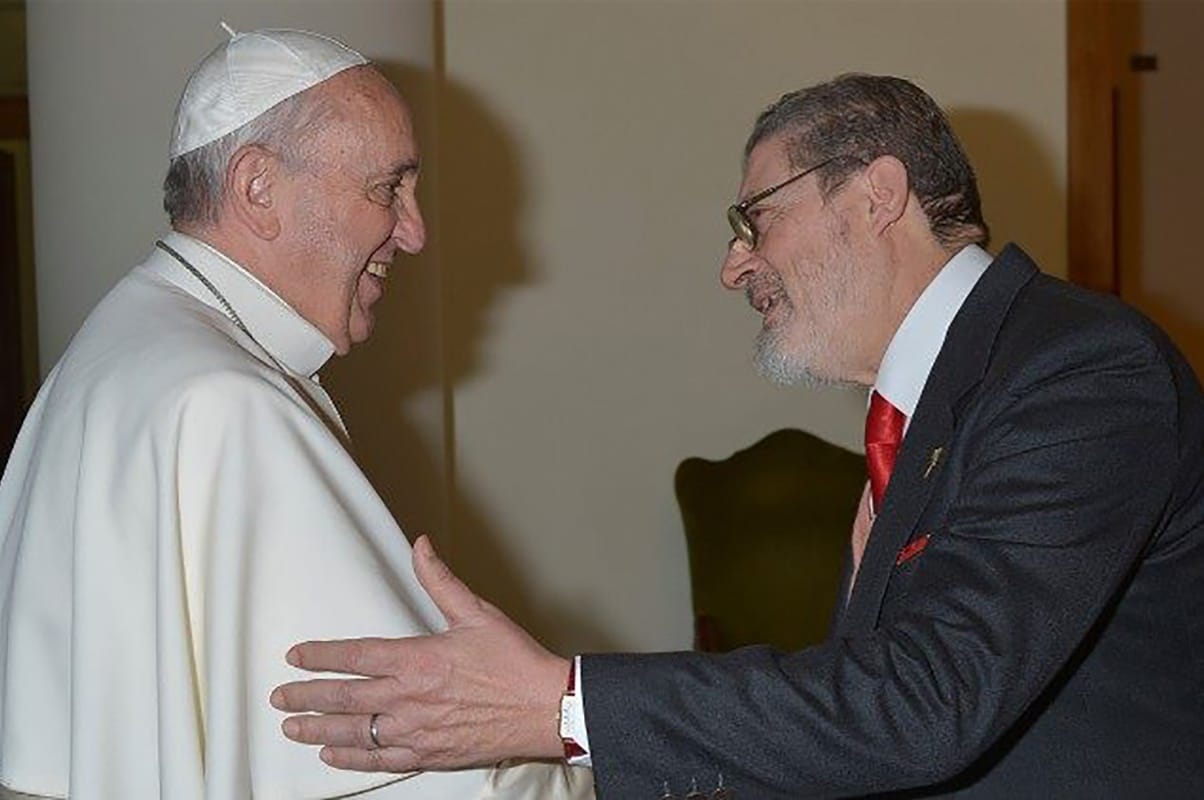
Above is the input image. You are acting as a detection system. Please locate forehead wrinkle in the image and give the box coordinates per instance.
[739,138,792,201]
[316,83,415,185]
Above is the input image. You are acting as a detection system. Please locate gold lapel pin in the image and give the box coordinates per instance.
[923,446,944,479]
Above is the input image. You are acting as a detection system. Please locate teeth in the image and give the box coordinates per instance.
[366,261,390,279]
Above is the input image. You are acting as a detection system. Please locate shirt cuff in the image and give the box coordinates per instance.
[558,655,592,767]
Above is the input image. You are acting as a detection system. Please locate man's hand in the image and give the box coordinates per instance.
[270,534,570,772]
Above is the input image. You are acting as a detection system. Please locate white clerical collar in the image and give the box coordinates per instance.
[874,244,993,419]
[152,231,336,378]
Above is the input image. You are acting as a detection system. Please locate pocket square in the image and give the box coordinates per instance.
[896,533,931,566]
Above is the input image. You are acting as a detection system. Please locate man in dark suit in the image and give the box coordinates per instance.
[270,75,1204,798]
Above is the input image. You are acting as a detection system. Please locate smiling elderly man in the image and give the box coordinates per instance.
[0,26,589,800]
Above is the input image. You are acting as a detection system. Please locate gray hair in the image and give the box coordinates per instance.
[746,74,989,250]
[163,88,335,229]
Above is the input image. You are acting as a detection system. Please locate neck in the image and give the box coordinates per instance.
[175,224,302,308]
[857,226,962,387]
[177,224,258,275]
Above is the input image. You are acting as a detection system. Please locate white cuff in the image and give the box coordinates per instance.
[558,656,592,767]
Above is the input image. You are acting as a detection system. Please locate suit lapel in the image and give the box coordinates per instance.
[836,245,1041,636]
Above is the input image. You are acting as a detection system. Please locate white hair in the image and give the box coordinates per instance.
[162,86,336,228]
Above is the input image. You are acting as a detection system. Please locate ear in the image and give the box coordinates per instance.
[861,155,910,236]
[224,144,282,240]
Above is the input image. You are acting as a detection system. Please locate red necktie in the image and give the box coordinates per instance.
[865,391,906,515]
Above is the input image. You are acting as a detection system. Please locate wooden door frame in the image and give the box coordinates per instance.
[1067,0,1139,295]
[0,95,28,464]
[0,96,28,139]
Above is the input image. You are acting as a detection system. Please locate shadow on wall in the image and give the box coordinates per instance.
[325,62,619,651]
[948,107,1065,276]
[435,66,623,652]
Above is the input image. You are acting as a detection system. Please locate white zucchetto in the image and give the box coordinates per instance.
[169,25,368,159]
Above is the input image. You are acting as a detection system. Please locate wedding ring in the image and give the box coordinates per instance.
[368,713,383,749]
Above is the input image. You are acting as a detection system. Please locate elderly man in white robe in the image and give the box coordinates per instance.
[0,27,591,800]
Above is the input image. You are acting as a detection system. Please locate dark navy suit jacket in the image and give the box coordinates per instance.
[582,246,1204,798]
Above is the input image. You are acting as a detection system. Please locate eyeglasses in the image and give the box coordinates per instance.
[726,157,837,249]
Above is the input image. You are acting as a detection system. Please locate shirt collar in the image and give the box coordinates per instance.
[874,244,993,418]
[151,231,336,378]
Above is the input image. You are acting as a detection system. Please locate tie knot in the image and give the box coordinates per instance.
[866,391,906,448]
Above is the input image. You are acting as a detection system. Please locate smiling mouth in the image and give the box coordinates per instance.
[366,261,391,279]
[748,290,778,316]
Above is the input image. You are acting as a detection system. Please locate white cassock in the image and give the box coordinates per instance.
[0,233,593,800]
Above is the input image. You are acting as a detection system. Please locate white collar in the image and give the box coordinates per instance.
[874,244,993,419]
[149,231,336,378]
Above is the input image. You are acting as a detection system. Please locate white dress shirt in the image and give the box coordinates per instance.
[873,244,993,421]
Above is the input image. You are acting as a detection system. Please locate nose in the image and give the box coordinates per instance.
[720,238,756,290]
[394,193,426,255]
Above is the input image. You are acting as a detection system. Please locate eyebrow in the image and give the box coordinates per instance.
[381,157,422,180]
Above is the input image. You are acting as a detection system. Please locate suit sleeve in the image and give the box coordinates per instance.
[581,321,1182,799]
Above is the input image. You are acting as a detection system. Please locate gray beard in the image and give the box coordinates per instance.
[753,314,857,389]
[754,322,822,387]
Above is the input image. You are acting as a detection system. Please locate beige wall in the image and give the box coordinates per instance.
[440,0,1067,653]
